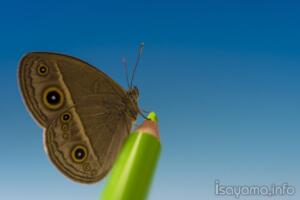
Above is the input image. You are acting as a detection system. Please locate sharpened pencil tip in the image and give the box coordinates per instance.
[135,112,160,140]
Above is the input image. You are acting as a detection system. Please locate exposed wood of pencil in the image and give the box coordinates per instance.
[135,119,160,140]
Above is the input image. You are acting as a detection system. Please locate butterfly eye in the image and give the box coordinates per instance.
[71,145,88,163]
[42,87,65,110]
[61,112,72,123]
[37,64,49,76]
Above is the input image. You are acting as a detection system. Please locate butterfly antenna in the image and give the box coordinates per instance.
[122,56,130,88]
[130,42,144,88]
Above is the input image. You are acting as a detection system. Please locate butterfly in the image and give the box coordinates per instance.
[18,45,144,183]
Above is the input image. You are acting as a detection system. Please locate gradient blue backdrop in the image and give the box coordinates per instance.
[1,1,300,199]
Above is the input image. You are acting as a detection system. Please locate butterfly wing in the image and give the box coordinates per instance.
[19,52,126,127]
[19,52,134,183]
[45,95,131,183]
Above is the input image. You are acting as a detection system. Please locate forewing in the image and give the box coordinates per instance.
[19,52,127,127]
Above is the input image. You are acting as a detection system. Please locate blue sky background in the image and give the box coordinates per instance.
[1,1,300,199]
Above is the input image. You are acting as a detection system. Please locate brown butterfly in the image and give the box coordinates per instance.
[18,46,144,183]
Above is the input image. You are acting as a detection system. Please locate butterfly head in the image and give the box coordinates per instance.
[127,86,139,103]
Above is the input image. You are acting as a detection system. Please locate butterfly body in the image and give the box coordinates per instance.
[18,52,139,183]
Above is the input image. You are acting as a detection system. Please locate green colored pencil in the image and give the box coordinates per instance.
[100,112,161,200]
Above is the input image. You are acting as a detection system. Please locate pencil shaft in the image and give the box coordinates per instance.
[101,132,161,200]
